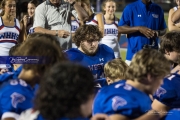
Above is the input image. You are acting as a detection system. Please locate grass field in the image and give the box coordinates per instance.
[115,12,169,61]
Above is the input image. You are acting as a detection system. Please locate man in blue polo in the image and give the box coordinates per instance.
[118,0,167,65]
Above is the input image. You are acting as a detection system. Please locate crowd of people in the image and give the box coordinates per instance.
[0,0,180,120]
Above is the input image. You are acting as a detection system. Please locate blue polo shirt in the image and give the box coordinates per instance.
[118,0,166,60]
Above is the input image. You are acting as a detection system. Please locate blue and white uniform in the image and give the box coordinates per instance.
[118,0,166,61]
[154,73,180,108]
[93,81,152,119]
[71,19,79,33]
[0,17,20,56]
[0,79,38,119]
[65,44,115,79]
[0,17,20,69]
[100,16,120,58]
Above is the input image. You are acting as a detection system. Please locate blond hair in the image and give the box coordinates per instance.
[104,58,128,81]
[126,49,171,81]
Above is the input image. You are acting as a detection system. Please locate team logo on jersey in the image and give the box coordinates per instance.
[10,80,18,85]
[95,83,101,88]
[112,96,127,111]
[11,92,25,108]
[115,83,123,88]
[155,87,166,98]
[138,14,142,17]
[99,58,104,62]
[152,14,159,18]
[123,84,132,91]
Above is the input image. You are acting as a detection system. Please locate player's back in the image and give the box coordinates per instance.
[164,108,180,120]
[93,81,152,119]
[154,73,180,108]
[0,79,38,118]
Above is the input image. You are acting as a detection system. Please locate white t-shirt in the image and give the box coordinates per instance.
[33,1,78,50]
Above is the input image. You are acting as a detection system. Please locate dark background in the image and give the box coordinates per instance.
[90,0,176,12]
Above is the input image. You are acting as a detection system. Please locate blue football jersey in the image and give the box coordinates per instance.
[0,66,22,83]
[0,79,38,117]
[65,44,115,79]
[93,81,152,119]
[94,78,107,94]
[154,73,180,108]
[164,108,180,120]
[95,78,108,88]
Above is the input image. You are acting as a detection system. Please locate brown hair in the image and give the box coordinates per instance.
[28,0,38,7]
[101,0,117,14]
[159,31,180,54]
[0,0,16,16]
[126,49,171,81]
[104,58,128,81]
[73,25,102,47]
[16,34,66,74]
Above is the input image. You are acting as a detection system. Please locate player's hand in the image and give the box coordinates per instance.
[91,114,111,120]
[171,65,180,73]
[58,30,70,38]
[0,68,8,74]
[138,26,155,39]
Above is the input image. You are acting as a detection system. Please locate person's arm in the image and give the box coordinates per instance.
[118,25,155,39]
[134,109,160,120]
[33,5,70,38]
[66,0,89,21]
[18,20,27,43]
[109,110,160,120]
[96,13,104,36]
[151,99,170,118]
[34,27,70,38]
[109,114,129,120]
[116,18,121,42]
[168,8,180,31]
[91,114,110,120]
[171,65,180,73]
[171,8,180,23]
